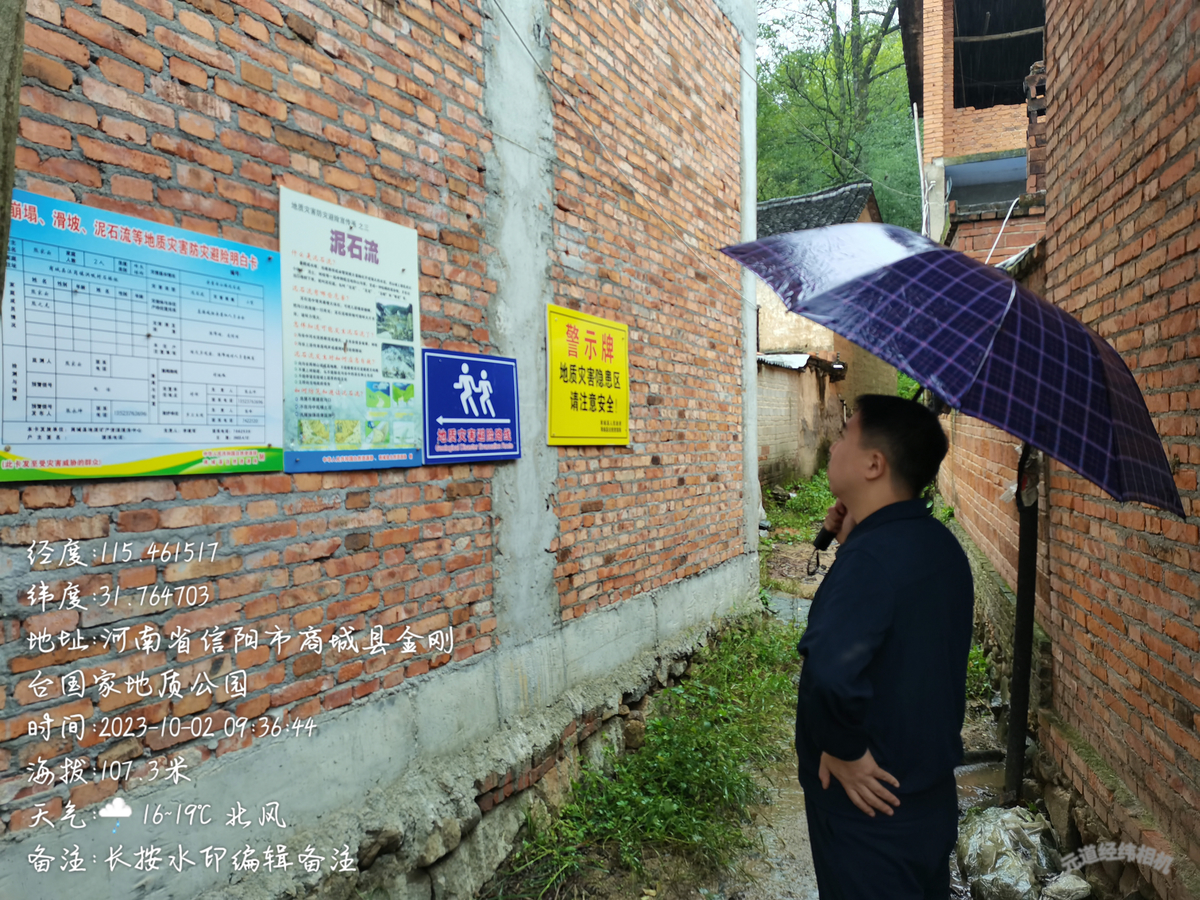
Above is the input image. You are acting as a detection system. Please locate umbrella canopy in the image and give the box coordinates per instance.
[723,223,1183,516]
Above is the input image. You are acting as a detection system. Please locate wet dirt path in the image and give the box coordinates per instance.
[674,582,1006,900]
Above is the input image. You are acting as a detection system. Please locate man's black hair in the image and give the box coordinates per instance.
[853,394,948,498]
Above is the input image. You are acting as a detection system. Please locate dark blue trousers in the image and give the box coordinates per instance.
[804,777,957,900]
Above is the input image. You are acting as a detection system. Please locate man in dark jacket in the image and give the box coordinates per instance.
[795,394,973,899]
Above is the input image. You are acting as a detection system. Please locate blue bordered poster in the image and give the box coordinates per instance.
[422,349,521,462]
[279,186,422,472]
[1,189,283,480]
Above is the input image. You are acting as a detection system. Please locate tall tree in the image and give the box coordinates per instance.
[757,0,921,229]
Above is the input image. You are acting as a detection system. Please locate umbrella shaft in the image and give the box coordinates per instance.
[1004,476,1040,798]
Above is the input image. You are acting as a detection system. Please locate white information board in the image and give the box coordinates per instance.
[279,187,423,472]
[2,189,284,479]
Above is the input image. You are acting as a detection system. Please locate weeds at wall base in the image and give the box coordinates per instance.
[481,614,805,900]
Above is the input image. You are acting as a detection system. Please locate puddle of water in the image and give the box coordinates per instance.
[955,761,1006,815]
[702,760,820,900]
[764,593,812,628]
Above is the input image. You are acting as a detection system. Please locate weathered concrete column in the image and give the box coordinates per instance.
[0,0,28,287]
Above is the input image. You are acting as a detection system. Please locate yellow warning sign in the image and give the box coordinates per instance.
[546,304,629,446]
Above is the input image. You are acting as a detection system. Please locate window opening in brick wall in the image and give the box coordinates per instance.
[953,0,1045,109]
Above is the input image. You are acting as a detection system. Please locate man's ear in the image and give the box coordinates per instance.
[863,447,889,483]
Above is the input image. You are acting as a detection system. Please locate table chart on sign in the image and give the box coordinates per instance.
[4,237,269,447]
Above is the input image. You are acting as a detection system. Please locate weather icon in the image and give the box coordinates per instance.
[98,797,133,818]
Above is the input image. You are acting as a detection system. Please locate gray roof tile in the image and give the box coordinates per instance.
[756,182,876,238]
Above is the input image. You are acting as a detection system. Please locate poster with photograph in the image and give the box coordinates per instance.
[1,189,283,480]
[279,187,422,471]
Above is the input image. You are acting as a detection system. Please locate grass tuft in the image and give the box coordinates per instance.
[763,468,836,542]
[483,614,804,899]
[965,643,991,702]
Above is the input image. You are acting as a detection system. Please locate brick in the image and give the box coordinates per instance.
[237,109,271,138]
[215,177,273,207]
[19,118,72,150]
[275,79,337,119]
[158,188,236,220]
[22,51,73,90]
[178,9,215,41]
[64,8,163,71]
[218,26,287,73]
[97,54,143,91]
[230,0,283,26]
[148,74,231,121]
[83,479,175,506]
[82,76,173,127]
[129,0,173,16]
[230,521,297,544]
[221,474,291,495]
[36,514,109,541]
[269,674,333,707]
[21,85,98,127]
[176,162,214,192]
[238,12,268,42]
[83,193,173,222]
[243,208,275,232]
[163,556,240,582]
[23,21,89,66]
[68,778,118,812]
[179,478,218,499]
[241,59,272,90]
[26,0,61,25]
[100,0,147,34]
[214,76,285,119]
[182,0,234,24]
[169,55,207,88]
[154,26,233,72]
[273,124,335,161]
[77,134,170,178]
[178,110,215,140]
[117,508,159,532]
[150,133,233,174]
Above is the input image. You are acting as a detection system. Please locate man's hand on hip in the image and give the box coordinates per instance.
[818,749,900,818]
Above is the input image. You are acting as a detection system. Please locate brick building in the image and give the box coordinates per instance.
[906,0,1200,897]
[0,0,759,895]
[899,0,1046,262]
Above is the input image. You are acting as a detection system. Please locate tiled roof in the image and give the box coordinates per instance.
[756,183,876,238]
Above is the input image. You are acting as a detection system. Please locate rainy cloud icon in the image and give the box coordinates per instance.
[98,797,133,818]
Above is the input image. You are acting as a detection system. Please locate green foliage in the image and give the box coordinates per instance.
[764,468,837,542]
[938,505,955,524]
[897,370,921,400]
[965,644,991,702]
[757,1,921,229]
[485,616,804,898]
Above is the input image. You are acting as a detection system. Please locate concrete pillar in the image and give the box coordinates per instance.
[925,158,948,244]
[0,0,28,287]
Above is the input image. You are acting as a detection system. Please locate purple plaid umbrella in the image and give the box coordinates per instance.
[722,222,1183,516]
[725,222,1184,800]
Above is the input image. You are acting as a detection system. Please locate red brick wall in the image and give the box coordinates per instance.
[1036,0,1200,884]
[948,210,1045,263]
[940,414,1021,590]
[920,0,1028,164]
[2,0,748,834]
[547,0,745,619]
